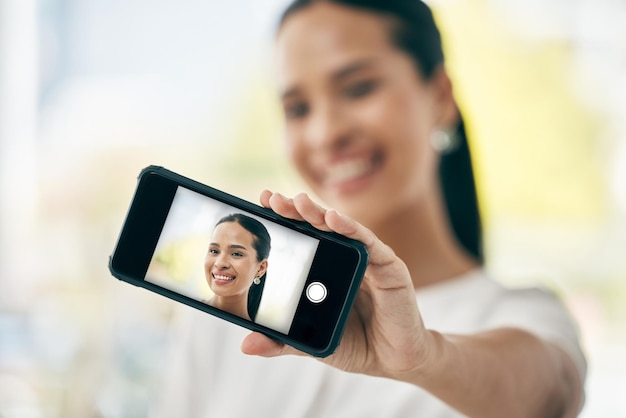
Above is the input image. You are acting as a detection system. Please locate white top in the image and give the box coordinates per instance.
[153,269,586,418]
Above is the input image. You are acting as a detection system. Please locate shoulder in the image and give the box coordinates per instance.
[419,268,577,326]
[428,268,588,383]
[478,273,581,345]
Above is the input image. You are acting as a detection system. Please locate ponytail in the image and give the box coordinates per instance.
[439,116,483,262]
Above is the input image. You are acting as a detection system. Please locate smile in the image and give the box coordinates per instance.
[213,273,236,282]
[323,153,382,187]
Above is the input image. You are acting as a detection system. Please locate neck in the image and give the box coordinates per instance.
[366,186,478,289]
[209,295,251,321]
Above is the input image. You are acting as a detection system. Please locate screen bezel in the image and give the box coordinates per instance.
[109,166,368,357]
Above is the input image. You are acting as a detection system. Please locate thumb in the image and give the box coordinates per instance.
[241,332,304,357]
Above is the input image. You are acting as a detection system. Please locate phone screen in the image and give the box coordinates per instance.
[145,185,320,334]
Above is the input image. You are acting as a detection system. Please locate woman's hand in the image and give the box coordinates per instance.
[241,191,435,379]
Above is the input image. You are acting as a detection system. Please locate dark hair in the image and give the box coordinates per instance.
[279,0,483,262]
[215,213,271,320]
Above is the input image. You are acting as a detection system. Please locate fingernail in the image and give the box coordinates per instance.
[329,208,344,218]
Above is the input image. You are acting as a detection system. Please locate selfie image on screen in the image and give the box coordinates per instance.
[145,186,320,334]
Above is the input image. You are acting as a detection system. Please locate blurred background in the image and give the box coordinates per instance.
[0,0,624,416]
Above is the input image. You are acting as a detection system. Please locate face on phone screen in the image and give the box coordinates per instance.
[145,186,320,334]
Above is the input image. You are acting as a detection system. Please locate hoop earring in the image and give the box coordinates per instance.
[430,128,459,154]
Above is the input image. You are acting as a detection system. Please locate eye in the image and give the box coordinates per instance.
[343,80,379,99]
[208,248,219,255]
[284,101,309,119]
[231,251,244,258]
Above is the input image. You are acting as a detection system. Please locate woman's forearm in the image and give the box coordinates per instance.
[394,328,583,418]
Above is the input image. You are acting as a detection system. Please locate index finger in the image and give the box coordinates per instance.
[259,190,305,222]
[265,192,397,270]
[324,209,397,269]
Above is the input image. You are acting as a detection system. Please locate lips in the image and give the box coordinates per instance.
[212,272,236,283]
[322,152,383,190]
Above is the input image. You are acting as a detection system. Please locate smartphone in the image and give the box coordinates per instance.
[108,166,368,357]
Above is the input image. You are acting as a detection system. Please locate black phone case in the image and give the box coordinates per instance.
[108,165,368,357]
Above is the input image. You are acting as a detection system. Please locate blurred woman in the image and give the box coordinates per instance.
[156,1,586,417]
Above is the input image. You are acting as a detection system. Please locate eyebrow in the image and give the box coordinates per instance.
[209,243,248,251]
[281,58,378,100]
[332,58,377,81]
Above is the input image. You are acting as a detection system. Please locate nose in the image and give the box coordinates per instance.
[215,253,230,268]
[304,100,351,151]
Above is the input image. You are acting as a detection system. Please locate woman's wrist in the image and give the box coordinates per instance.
[384,329,448,386]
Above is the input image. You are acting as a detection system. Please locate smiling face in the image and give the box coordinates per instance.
[276,2,456,225]
[204,222,268,299]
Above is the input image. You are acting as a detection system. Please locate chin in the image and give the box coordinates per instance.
[341,190,417,228]
[331,195,388,227]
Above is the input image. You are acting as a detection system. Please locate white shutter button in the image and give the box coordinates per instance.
[306,282,327,303]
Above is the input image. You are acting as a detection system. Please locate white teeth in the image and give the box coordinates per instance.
[214,274,235,281]
[325,158,372,184]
